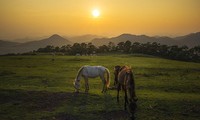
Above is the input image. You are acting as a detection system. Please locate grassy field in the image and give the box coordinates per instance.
[0,54,200,120]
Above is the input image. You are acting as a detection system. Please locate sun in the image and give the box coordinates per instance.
[92,9,100,18]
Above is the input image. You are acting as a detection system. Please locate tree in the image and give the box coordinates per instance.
[189,46,200,61]
[80,43,87,55]
[131,42,141,53]
[70,43,82,55]
[158,44,169,57]
[87,43,97,54]
[98,45,109,53]
[35,41,200,62]
[38,45,55,52]
[55,46,60,52]
[60,45,71,54]
[124,40,132,53]
[108,42,116,52]
[177,46,189,60]
[117,42,125,52]
[150,42,160,55]
[167,45,179,59]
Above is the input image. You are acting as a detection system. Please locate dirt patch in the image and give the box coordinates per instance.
[0,70,16,76]
[102,110,130,120]
[0,89,73,112]
[42,113,78,120]
[26,75,44,79]
[25,91,72,111]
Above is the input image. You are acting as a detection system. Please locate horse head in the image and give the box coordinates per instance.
[128,100,137,120]
[74,79,80,91]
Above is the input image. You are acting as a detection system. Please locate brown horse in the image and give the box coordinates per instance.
[114,66,137,119]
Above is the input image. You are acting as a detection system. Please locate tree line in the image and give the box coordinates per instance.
[36,41,200,62]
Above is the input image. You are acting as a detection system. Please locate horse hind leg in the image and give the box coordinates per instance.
[100,75,106,93]
[117,84,120,103]
[124,88,128,110]
[102,80,106,93]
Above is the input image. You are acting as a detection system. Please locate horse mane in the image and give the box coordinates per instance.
[119,66,127,71]
[75,66,85,80]
[122,66,135,88]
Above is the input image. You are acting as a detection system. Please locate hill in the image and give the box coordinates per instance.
[0,40,20,47]
[91,32,200,47]
[0,40,21,55]
[0,34,71,54]
[174,32,200,47]
[1,32,200,55]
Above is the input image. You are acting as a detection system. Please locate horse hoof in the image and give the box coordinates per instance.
[130,116,135,120]
[75,91,79,93]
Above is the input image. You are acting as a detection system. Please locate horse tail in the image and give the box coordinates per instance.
[105,68,110,88]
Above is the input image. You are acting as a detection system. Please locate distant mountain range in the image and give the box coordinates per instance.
[0,40,20,47]
[0,34,71,55]
[67,34,103,43]
[91,32,200,47]
[0,32,200,55]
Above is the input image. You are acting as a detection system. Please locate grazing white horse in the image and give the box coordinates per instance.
[74,65,110,93]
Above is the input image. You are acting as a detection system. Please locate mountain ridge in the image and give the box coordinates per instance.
[67,34,103,43]
[91,32,200,47]
[0,32,200,55]
[0,34,71,54]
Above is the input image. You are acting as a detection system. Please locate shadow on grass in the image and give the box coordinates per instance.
[1,89,199,120]
[0,89,132,120]
[0,89,71,112]
[0,70,16,76]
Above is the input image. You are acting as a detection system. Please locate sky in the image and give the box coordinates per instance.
[0,0,200,40]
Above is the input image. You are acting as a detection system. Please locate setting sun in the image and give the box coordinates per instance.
[92,9,100,18]
[0,0,200,39]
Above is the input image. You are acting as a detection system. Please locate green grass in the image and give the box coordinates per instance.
[0,54,200,120]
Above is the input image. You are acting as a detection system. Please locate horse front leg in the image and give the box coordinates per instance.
[117,84,120,103]
[124,88,128,110]
[102,80,106,93]
[84,77,89,93]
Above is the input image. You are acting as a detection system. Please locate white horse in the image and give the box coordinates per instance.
[74,65,110,93]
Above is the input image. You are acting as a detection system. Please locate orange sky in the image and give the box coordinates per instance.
[0,0,200,39]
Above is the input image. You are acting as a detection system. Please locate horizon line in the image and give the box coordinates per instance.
[1,31,200,41]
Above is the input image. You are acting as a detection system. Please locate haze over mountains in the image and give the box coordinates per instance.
[0,34,71,54]
[67,34,103,43]
[91,32,200,47]
[0,32,200,55]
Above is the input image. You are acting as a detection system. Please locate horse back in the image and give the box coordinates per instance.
[118,68,127,85]
[82,66,106,78]
[118,66,133,86]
